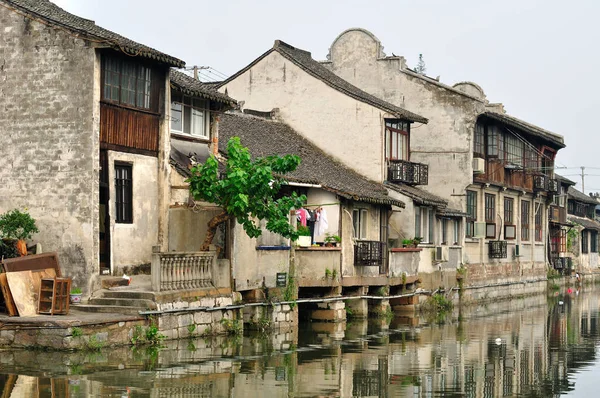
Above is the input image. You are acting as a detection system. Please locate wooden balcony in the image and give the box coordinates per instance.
[387,160,428,185]
[549,205,567,224]
[488,240,507,259]
[533,175,548,192]
[354,240,385,267]
[547,178,559,193]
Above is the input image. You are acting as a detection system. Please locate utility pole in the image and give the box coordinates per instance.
[581,166,585,193]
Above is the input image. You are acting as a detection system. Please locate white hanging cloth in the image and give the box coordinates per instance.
[315,207,328,236]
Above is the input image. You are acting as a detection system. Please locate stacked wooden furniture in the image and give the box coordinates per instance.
[38,277,71,315]
[0,252,71,316]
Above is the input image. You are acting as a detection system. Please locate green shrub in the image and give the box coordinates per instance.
[0,209,39,240]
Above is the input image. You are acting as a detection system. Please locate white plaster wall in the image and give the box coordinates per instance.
[220,51,389,182]
[108,151,159,271]
[231,222,290,291]
[324,29,486,209]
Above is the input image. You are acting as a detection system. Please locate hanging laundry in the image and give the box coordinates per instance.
[315,207,329,236]
[297,208,307,227]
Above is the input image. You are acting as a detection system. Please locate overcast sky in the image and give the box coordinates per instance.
[53,0,600,193]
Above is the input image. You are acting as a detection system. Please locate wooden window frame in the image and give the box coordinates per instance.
[485,193,496,238]
[101,54,156,112]
[385,120,410,161]
[466,190,477,238]
[353,208,368,240]
[474,123,485,158]
[521,200,530,242]
[582,230,589,254]
[171,94,210,139]
[534,204,543,242]
[114,162,133,224]
[591,231,598,253]
[504,197,514,225]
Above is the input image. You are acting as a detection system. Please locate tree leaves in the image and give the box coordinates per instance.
[187,137,306,242]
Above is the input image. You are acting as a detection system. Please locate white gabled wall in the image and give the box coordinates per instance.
[221,51,391,183]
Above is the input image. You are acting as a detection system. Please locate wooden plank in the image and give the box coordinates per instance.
[2,252,61,276]
[6,271,38,317]
[0,273,18,316]
[0,374,17,398]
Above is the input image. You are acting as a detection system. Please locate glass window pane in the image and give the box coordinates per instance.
[171,102,182,131]
[191,108,205,137]
[183,105,191,134]
[360,209,368,239]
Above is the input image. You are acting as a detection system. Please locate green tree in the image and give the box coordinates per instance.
[188,137,306,251]
[415,54,426,74]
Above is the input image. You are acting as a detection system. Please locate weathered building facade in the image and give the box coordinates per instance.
[566,185,600,272]
[218,40,467,295]
[321,28,566,285]
[0,0,184,291]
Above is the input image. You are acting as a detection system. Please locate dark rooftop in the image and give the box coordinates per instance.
[170,70,237,106]
[5,0,184,67]
[568,186,600,205]
[220,40,428,124]
[482,111,565,149]
[384,182,447,208]
[218,112,406,208]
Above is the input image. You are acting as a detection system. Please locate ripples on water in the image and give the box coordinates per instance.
[1,290,599,397]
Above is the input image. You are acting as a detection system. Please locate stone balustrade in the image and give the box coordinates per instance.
[151,247,217,292]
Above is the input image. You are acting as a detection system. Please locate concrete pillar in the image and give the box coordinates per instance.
[368,299,391,318]
[345,298,368,319]
[390,295,418,314]
[311,300,346,322]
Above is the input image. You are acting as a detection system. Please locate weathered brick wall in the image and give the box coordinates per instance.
[0,4,98,291]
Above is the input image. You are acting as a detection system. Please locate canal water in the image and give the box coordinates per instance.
[1,288,600,397]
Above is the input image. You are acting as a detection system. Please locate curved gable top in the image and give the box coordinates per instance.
[326,28,386,61]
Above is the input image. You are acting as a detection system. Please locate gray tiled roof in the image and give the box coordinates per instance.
[483,112,565,149]
[6,0,184,67]
[437,208,467,218]
[384,182,447,208]
[555,174,576,186]
[170,70,237,106]
[218,112,406,208]
[568,186,600,205]
[220,41,428,124]
[567,215,600,231]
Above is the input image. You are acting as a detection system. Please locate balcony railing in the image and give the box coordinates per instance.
[549,205,567,224]
[547,178,559,193]
[388,160,428,185]
[488,240,507,259]
[533,175,548,192]
[151,248,216,292]
[354,240,385,266]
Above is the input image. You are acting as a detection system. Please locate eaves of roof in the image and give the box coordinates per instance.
[170,70,237,106]
[4,0,184,67]
[482,111,565,149]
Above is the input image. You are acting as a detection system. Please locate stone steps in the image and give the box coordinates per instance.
[87,297,157,310]
[71,304,143,316]
[99,290,156,301]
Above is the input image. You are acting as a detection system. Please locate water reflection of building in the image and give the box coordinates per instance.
[2,293,600,397]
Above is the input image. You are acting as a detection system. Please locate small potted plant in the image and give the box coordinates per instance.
[402,239,413,248]
[70,287,83,304]
[296,226,312,247]
[324,233,341,247]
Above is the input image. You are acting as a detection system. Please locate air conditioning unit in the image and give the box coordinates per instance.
[474,222,486,238]
[473,157,485,174]
[434,246,449,262]
[435,246,443,261]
